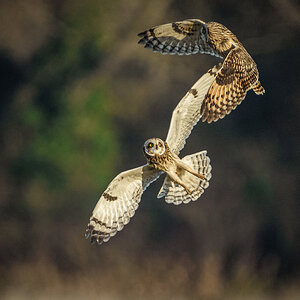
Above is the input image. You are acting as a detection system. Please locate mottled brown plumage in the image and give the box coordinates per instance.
[138,19,265,122]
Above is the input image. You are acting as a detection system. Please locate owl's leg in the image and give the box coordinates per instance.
[176,160,206,180]
[165,172,191,195]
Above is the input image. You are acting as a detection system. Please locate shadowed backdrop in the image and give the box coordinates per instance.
[0,0,299,299]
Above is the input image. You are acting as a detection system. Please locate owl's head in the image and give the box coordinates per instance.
[206,22,239,49]
[143,138,166,157]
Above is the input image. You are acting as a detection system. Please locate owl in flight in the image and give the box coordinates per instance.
[138,19,265,123]
[85,65,220,245]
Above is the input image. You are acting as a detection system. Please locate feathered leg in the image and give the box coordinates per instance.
[176,159,207,180]
[165,171,192,194]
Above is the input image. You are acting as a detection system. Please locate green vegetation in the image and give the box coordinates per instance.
[0,0,299,299]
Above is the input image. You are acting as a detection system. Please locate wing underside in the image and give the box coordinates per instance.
[165,64,221,155]
[138,19,222,58]
[86,165,162,244]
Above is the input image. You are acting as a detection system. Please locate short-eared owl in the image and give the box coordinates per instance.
[85,66,219,245]
[138,19,265,123]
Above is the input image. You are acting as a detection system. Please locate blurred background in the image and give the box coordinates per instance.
[0,0,299,299]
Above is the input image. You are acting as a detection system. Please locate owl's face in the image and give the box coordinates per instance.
[143,138,166,157]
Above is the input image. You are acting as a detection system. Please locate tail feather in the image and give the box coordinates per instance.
[157,151,212,204]
[252,81,265,95]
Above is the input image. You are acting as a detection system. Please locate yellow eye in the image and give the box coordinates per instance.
[158,142,162,147]
[148,142,154,148]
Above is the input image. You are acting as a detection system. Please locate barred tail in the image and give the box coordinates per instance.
[252,81,265,95]
[157,151,212,205]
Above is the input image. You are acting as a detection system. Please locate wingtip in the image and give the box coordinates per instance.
[85,230,90,239]
[138,37,150,45]
[137,31,146,37]
[90,234,103,245]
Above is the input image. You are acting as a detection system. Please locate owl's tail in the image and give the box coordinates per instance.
[157,151,212,205]
[252,81,265,95]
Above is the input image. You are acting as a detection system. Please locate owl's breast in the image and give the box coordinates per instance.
[146,152,175,173]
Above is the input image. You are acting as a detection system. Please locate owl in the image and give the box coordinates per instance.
[138,19,265,123]
[85,65,219,245]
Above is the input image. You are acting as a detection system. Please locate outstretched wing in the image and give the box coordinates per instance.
[138,19,222,58]
[86,165,162,245]
[165,64,221,155]
[201,47,263,123]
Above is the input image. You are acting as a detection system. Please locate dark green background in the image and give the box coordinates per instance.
[0,0,299,299]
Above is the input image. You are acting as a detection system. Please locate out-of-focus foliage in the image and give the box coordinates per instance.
[0,0,119,267]
[0,0,299,299]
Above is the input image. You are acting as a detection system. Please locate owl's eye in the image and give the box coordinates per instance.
[158,142,162,148]
[148,142,154,148]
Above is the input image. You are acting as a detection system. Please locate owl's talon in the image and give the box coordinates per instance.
[196,173,206,180]
[185,187,191,195]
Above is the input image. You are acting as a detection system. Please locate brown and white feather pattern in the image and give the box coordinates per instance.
[158,151,212,205]
[85,166,161,244]
[138,19,222,58]
[201,47,264,123]
[165,64,221,155]
[143,142,175,172]
[138,19,265,122]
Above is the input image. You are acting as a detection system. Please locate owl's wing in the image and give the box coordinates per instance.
[85,165,162,245]
[201,47,262,123]
[165,64,221,155]
[138,19,222,58]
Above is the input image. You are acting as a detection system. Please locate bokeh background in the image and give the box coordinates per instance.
[0,0,299,299]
